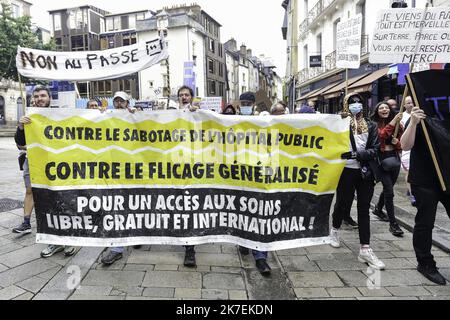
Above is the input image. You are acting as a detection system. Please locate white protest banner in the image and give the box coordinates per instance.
[336,13,363,69]
[16,37,168,81]
[370,7,450,64]
[200,97,222,112]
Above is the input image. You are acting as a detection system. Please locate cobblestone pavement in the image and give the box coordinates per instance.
[1,137,449,300]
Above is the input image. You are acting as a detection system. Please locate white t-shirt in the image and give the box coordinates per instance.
[400,112,411,170]
[346,132,369,169]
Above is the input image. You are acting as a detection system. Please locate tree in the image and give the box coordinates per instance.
[0,3,55,82]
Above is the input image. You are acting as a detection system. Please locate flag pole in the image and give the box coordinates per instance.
[18,72,26,115]
[406,74,446,192]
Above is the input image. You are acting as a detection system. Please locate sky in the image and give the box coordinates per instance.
[30,0,287,77]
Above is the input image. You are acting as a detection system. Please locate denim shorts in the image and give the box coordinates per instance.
[23,158,31,188]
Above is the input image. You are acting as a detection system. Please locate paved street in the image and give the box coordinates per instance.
[1,137,449,300]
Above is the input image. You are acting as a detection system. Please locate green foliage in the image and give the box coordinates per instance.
[0,3,55,82]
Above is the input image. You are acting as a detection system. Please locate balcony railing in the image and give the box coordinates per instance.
[296,35,370,85]
[299,0,337,39]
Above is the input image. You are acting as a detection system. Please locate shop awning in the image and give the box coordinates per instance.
[347,67,389,94]
[296,88,322,102]
[306,81,344,101]
[322,73,371,100]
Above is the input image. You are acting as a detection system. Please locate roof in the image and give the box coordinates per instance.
[322,72,371,100]
[297,88,322,101]
[200,10,222,27]
[48,5,109,14]
[347,68,389,93]
[105,10,152,17]
[306,80,344,102]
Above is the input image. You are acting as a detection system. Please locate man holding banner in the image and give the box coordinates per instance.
[401,70,450,286]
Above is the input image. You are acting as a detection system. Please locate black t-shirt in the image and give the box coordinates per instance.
[406,119,439,188]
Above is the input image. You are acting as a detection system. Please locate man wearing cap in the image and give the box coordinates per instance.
[101,91,138,265]
[13,85,77,258]
[236,91,271,275]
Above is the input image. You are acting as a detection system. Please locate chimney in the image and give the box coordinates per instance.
[224,38,237,52]
[247,49,252,58]
[240,44,247,58]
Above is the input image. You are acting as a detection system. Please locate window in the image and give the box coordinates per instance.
[122,33,136,46]
[219,83,224,97]
[108,36,115,49]
[113,16,120,30]
[333,19,340,51]
[356,0,366,35]
[71,35,85,51]
[55,37,63,50]
[208,58,215,73]
[129,15,136,29]
[218,44,223,58]
[303,44,308,69]
[69,9,84,29]
[11,4,20,18]
[106,18,114,31]
[219,63,224,77]
[53,13,61,31]
[209,39,215,53]
[209,80,216,95]
[316,33,322,56]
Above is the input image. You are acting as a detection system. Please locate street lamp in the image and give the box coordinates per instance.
[156,9,170,109]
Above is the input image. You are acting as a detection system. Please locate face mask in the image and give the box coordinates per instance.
[240,106,253,115]
[349,103,363,115]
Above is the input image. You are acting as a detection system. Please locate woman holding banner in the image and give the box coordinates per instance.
[330,93,385,270]
[371,102,404,237]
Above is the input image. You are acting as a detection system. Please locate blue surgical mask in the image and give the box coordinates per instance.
[240,106,253,115]
[349,103,363,115]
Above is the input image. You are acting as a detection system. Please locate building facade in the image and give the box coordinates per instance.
[0,0,32,125]
[284,0,431,114]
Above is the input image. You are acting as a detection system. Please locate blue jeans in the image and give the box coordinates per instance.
[252,250,268,260]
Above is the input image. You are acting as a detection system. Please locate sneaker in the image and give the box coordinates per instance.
[372,207,389,222]
[389,222,404,237]
[358,248,385,270]
[417,264,447,285]
[410,195,417,207]
[184,247,196,267]
[12,222,31,234]
[343,217,358,229]
[239,246,250,255]
[329,228,340,248]
[64,246,76,257]
[101,251,123,266]
[40,245,64,258]
[255,259,271,275]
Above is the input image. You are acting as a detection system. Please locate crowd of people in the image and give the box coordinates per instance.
[12,85,449,286]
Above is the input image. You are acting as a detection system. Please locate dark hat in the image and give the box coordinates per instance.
[239,92,256,102]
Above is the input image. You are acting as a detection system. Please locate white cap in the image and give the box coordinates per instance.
[113,91,129,101]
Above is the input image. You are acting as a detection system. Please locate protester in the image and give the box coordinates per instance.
[401,106,450,285]
[100,91,139,266]
[86,99,99,109]
[387,98,398,112]
[298,105,316,114]
[371,101,404,237]
[237,91,271,276]
[177,85,199,268]
[330,93,385,270]
[13,86,77,258]
[223,104,236,115]
[270,101,286,115]
[400,96,416,206]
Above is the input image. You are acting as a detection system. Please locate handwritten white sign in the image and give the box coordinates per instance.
[370,8,450,64]
[16,38,168,81]
[336,14,363,69]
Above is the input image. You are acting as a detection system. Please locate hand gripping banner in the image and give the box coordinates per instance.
[25,109,350,250]
[16,38,168,81]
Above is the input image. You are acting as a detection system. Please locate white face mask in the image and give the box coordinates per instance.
[349,103,363,115]
[240,106,253,115]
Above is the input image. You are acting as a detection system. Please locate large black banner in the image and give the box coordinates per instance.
[408,70,450,193]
